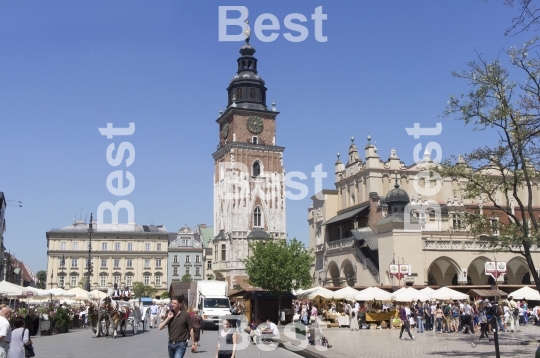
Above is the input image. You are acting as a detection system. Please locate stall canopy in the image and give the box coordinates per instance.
[89,289,108,299]
[467,289,507,298]
[419,287,435,297]
[67,287,91,301]
[0,281,37,298]
[296,287,335,300]
[430,287,469,301]
[332,286,360,301]
[508,286,540,300]
[393,288,430,302]
[45,288,76,298]
[390,287,407,299]
[354,287,393,301]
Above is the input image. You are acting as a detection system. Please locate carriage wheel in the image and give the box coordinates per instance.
[100,320,108,337]
[133,319,138,335]
[122,321,126,337]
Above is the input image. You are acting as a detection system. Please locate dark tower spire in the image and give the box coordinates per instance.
[226,42,268,111]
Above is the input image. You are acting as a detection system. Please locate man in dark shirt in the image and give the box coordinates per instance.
[159,295,194,358]
[399,303,415,340]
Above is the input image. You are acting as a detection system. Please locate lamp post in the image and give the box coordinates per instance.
[86,213,94,292]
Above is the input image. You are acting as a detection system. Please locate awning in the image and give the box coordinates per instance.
[323,203,370,226]
[467,289,507,298]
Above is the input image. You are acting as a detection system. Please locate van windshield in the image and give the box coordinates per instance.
[203,298,230,309]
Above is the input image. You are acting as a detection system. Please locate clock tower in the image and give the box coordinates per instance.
[212,42,286,284]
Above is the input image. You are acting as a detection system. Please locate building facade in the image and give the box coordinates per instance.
[212,40,286,287]
[168,225,204,284]
[46,220,169,295]
[196,224,215,280]
[309,136,540,288]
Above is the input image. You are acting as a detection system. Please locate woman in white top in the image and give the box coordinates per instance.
[350,301,359,331]
[9,316,32,358]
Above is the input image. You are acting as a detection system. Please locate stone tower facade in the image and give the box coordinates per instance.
[211,42,286,285]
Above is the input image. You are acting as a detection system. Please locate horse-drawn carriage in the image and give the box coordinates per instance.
[86,297,147,338]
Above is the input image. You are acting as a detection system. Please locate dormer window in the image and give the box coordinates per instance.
[253,161,261,177]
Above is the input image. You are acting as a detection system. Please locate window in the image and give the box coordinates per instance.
[173,267,178,276]
[113,259,120,268]
[221,244,226,261]
[156,259,162,268]
[72,242,79,250]
[452,216,463,230]
[185,267,190,275]
[207,260,212,270]
[100,276,106,287]
[115,243,120,251]
[126,259,133,268]
[195,267,200,276]
[143,275,150,286]
[70,276,77,287]
[252,136,258,145]
[249,87,256,99]
[127,243,133,251]
[253,207,262,227]
[59,257,66,267]
[126,276,133,286]
[185,255,191,263]
[214,246,218,261]
[145,243,150,251]
[173,255,178,263]
[113,275,121,285]
[491,219,499,235]
[155,275,162,287]
[144,259,150,268]
[58,276,65,287]
[181,238,190,246]
[195,255,200,263]
[157,243,162,251]
[236,87,243,100]
[60,242,67,250]
[102,242,108,251]
[101,259,107,268]
[71,259,78,267]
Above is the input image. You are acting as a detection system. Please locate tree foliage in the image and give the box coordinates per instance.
[181,274,193,282]
[438,37,540,289]
[243,238,314,321]
[160,291,169,299]
[132,281,157,298]
[499,0,540,36]
[36,270,47,289]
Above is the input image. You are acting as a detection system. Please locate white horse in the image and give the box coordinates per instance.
[101,296,130,338]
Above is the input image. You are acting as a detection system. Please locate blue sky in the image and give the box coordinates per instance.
[0,1,535,273]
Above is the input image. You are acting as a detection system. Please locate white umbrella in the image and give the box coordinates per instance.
[391,287,407,298]
[89,289,108,299]
[45,288,76,298]
[508,286,540,300]
[393,287,430,302]
[354,287,393,301]
[419,287,435,297]
[332,286,360,301]
[430,287,468,301]
[0,281,28,298]
[67,287,91,301]
[296,286,335,300]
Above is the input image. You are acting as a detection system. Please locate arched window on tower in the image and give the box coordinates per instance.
[249,87,256,99]
[253,161,261,177]
[236,88,243,100]
[253,207,262,227]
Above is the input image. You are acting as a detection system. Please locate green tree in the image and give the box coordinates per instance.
[132,281,157,298]
[78,277,89,289]
[439,37,540,290]
[36,270,47,289]
[243,238,314,323]
[160,291,169,299]
[181,274,192,282]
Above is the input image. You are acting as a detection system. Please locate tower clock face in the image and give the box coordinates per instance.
[246,116,263,134]
[222,122,229,138]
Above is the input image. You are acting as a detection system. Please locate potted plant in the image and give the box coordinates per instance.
[54,306,70,333]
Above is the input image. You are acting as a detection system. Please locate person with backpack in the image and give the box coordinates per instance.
[450,302,460,333]
[461,300,474,334]
[443,302,452,333]
[415,300,424,333]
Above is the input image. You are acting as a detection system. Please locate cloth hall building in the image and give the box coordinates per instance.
[309,136,540,289]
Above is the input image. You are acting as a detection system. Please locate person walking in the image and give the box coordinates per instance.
[423,300,431,331]
[8,316,32,358]
[415,300,424,333]
[0,307,12,358]
[191,308,203,353]
[350,301,359,331]
[399,303,415,340]
[508,296,520,332]
[149,300,160,329]
[215,318,237,358]
[159,295,195,358]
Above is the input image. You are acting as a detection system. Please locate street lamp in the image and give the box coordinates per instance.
[86,213,94,292]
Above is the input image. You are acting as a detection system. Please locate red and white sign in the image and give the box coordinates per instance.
[485,261,506,279]
[390,264,411,281]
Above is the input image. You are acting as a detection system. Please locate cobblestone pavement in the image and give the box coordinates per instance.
[32,326,301,358]
[321,323,540,357]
